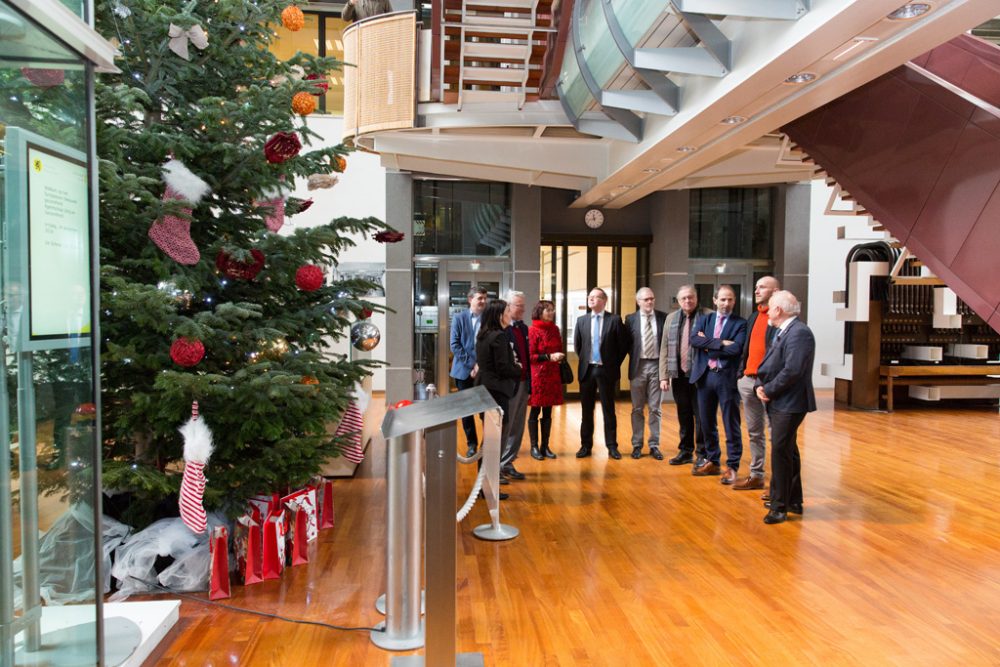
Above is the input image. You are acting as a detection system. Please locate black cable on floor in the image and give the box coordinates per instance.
[129,576,384,633]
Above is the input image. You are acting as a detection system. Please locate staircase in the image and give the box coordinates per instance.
[442,0,554,109]
[783,34,1000,334]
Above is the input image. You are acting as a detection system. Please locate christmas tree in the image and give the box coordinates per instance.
[94,0,384,528]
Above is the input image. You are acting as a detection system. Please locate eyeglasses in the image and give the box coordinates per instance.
[639,297,654,301]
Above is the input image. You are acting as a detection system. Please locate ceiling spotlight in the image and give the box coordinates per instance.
[721,115,747,125]
[784,72,817,84]
[642,167,661,174]
[887,3,932,20]
[613,184,634,191]
[677,146,697,153]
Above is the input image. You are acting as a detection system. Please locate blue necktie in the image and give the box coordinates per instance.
[591,315,602,364]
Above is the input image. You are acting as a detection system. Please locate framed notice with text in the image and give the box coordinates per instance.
[3,127,93,352]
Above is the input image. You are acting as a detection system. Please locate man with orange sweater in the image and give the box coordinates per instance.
[733,276,780,491]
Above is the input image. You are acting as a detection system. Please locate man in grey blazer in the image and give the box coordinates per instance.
[625,288,667,459]
[755,291,816,525]
[573,288,629,459]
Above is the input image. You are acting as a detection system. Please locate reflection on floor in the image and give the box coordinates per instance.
[144,392,1000,665]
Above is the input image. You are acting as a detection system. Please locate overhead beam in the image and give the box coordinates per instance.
[673,0,810,20]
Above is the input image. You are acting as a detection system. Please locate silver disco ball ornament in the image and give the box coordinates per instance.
[351,321,381,351]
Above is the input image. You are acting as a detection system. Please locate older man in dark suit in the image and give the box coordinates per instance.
[689,285,747,485]
[625,287,667,459]
[573,287,629,460]
[755,290,816,525]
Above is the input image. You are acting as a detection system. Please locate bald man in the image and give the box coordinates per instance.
[734,276,780,491]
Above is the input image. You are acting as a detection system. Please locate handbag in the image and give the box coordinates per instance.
[559,359,574,384]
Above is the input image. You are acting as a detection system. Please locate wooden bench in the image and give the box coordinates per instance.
[879,365,1000,411]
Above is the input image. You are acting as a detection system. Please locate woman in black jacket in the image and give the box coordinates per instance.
[475,299,522,441]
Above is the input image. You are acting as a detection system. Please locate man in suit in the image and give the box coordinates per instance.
[573,287,629,459]
[690,285,747,484]
[501,290,531,481]
[658,285,710,468]
[754,290,816,524]
[626,287,667,459]
[450,286,487,457]
[733,276,780,491]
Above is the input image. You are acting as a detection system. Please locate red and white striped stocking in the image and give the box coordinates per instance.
[179,401,214,534]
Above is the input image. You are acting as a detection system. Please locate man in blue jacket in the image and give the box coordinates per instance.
[689,285,747,485]
[755,290,816,524]
[450,286,488,457]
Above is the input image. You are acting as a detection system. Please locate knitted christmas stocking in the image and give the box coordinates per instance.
[148,160,211,265]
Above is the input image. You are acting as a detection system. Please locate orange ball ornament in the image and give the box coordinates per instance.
[291,91,316,116]
[281,5,305,31]
[301,375,319,385]
[332,155,347,172]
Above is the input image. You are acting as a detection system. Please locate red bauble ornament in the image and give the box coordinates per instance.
[216,249,266,280]
[360,307,373,319]
[295,264,325,291]
[305,73,329,95]
[171,337,206,367]
[375,230,405,243]
[264,131,302,164]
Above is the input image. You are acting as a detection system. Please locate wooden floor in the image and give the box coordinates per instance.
[146,392,1000,666]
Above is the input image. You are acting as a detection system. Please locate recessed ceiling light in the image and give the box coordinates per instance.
[613,184,634,191]
[721,115,746,125]
[784,72,817,84]
[677,146,697,153]
[887,3,932,20]
[642,167,661,174]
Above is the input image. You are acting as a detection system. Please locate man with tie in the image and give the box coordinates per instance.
[733,276,780,491]
[659,285,711,467]
[501,291,532,481]
[689,285,747,484]
[625,288,667,459]
[755,290,816,524]
[573,287,629,459]
[450,286,488,457]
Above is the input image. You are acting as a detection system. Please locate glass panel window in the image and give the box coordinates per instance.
[270,12,348,116]
[412,181,511,257]
[689,187,774,259]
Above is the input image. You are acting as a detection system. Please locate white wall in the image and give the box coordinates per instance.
[806,180,888,389]
[287,115,388,390]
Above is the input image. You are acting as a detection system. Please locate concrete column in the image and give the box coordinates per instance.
[775,183,811,319]
[385,172,414,406]
[510,185,541,304]
[649,190,692,310]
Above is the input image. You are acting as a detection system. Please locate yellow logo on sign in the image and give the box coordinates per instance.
[33,158,43,173]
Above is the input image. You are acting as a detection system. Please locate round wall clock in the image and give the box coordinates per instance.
[585,208,605,229]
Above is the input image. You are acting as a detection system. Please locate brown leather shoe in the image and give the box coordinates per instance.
[732,475,765,491]
[720,467,738,485]
[692,461,720,476]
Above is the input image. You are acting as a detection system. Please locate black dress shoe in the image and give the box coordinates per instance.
[668,452,693,466]
[543,448,557,460]
[631,448,642,459]
[480,490,509,500]
[764,501,803,514]
[498,474,510,485]
[763,509,787,524]
[530,446,544,461]
[608,448,622,460]
[466,444,478,458]
[650,448,664,461]
[576,447,592,458]
[502,466,526,480]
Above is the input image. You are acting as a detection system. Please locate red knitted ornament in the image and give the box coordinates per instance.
[305,73,329,95]
[215,249,265,280]
[360,307,373,320]
[295,264,324,291]
[264,131,302,164]
[171,337,206,367]
[22,68,65,87]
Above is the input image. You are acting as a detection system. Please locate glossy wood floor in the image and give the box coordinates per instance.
[145,392,1000,666]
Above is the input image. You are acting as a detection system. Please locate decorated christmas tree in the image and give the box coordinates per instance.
[94,0,384,527]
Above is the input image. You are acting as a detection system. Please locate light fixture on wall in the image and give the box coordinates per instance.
[714,262,727,274]
[469,259,481,271]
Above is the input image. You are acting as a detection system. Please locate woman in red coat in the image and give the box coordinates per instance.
[528,300,565,460]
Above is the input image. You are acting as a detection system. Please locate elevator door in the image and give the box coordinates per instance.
[415,259,509,395]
